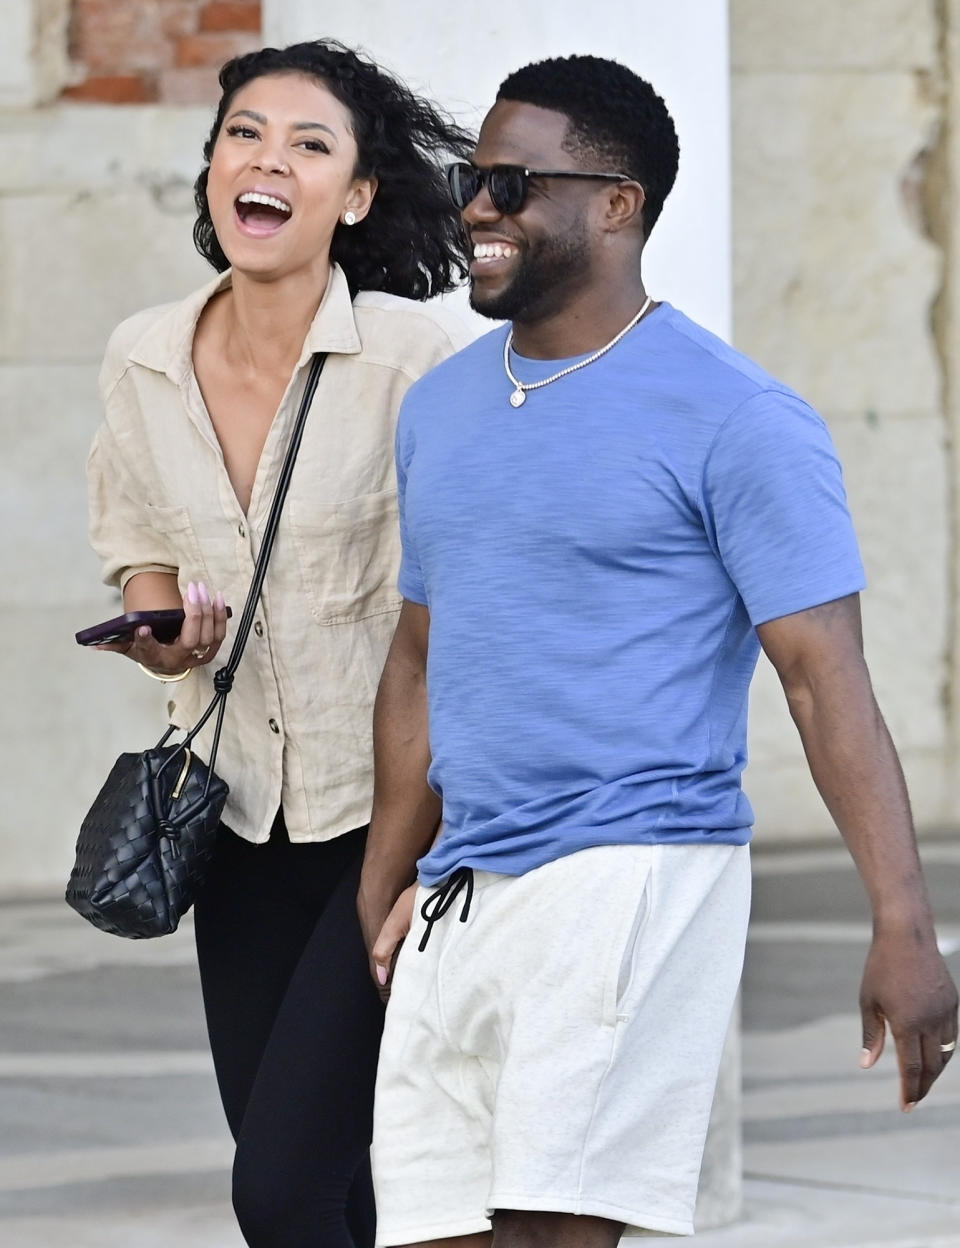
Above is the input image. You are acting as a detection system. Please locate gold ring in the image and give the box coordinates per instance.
[941,1040,957,1054]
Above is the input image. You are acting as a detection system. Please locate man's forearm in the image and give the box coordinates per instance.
[359,623,441,933]
[784,662,934,934]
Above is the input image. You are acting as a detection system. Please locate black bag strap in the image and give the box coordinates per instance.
[157,352,327,791]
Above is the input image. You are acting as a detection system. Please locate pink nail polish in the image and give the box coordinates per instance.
[137,627,151,638]
[187,582,198,605]
[215,591,225,610]
[376,965,388,986]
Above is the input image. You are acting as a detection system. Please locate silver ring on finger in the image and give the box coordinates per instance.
[940,1039,957,1054]
[191,646,210,660]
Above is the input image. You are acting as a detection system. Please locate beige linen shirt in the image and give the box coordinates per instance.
[88,264,472,843]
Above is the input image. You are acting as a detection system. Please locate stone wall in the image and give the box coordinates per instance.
[0,0,216,889]
[732,0,958,838]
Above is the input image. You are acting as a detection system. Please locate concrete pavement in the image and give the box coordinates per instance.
[2,840,959,1247]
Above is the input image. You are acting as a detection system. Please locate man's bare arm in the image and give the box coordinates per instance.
[358,599,441,986]
[757,593,957,1108]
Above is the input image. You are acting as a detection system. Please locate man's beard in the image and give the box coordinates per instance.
[469,219,592,324]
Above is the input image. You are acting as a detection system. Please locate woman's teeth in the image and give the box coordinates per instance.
[237,192,292,215]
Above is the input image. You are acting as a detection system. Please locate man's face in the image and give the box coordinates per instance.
[463,100,599,324]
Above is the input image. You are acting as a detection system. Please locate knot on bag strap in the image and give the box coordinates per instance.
[212,668,234,694]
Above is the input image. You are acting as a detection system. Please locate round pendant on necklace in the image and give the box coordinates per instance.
[509,388,527,408]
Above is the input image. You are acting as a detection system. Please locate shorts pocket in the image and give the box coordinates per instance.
[602,861,653,1026]
[289,492,403,625]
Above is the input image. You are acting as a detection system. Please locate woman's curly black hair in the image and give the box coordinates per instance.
[192,40,474,300]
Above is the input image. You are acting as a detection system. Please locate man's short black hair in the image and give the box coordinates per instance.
[496,54,679,237]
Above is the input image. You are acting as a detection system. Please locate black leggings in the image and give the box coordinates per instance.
[193,816,384,1247]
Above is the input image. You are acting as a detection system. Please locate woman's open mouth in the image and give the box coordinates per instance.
[234,191,293,237]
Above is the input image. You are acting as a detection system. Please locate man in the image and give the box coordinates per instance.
[359,54,958,1247]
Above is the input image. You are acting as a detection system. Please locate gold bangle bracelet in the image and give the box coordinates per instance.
[136,662,193,683]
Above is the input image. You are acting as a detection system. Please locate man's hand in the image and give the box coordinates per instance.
[370,885,418,1001]
[859,926,958,1110]
[358,882,417,1003]
[359,598,439,1001]
[757,594,959,1110]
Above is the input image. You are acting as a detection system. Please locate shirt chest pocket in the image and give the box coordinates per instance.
[289,491,403,625]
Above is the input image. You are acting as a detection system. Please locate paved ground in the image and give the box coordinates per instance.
[2,841,960,1247]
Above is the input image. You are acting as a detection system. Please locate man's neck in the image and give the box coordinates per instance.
[510,282,649,360]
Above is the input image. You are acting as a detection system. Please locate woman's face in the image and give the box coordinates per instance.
[206,71,375,281]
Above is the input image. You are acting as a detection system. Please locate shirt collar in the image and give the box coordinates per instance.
[126,263,363,382]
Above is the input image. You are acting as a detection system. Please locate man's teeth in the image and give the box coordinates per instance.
[237,192,291,214]
[473,242,517,260]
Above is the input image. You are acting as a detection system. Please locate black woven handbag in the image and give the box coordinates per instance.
[66,353,327,938]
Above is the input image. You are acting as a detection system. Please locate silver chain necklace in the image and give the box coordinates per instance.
[503,295,653,408]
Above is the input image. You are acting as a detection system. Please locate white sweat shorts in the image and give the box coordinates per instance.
[372,841,751,1244]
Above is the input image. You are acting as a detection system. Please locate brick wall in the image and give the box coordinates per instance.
[62,0,262,105]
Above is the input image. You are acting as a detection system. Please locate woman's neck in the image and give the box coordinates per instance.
[216,260,332,378]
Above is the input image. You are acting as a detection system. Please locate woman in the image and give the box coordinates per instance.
[86,40,473,1247]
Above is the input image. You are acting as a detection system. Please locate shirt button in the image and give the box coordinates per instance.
[268,717,280,734]
[238,522,246,538]
[254,620,264,638]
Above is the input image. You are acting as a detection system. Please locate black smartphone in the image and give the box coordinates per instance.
[75,606,232,647]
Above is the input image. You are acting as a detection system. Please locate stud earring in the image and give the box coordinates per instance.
[343,211,357,226]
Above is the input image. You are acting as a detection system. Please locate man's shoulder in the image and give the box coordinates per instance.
[651,304,803,411]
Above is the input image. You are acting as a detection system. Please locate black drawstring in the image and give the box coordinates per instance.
[418,867,474,952]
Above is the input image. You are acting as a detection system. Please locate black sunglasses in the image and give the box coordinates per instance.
[446,161,630,216]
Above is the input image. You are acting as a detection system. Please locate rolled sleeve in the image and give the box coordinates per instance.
[87,425,178,590]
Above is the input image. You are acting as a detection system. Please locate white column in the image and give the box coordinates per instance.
[263,1,740,1228]
[0,0,71,107]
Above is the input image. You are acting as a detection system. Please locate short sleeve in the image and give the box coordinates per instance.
[395,406,428,605]
[87,422,178,590]
[700,391,866,626]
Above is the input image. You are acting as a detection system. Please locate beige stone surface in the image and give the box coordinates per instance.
[731,0,938,71]
[0,190,210,361]
[0,605,161,892]
[0,364,103,604]
[830,410,949,753]
[0,105,211,192]
[732,71,941,415]
[747,740,951,839]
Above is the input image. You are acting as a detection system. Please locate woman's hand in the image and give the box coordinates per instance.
[96,580,229,676]
[371,884,418,1002]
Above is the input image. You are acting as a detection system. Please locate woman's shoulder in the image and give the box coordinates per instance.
[100,303,177,387]
[351,290,478,375]
[99,275,227,398]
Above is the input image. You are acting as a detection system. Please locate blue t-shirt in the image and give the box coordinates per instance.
[397,304,866,885]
